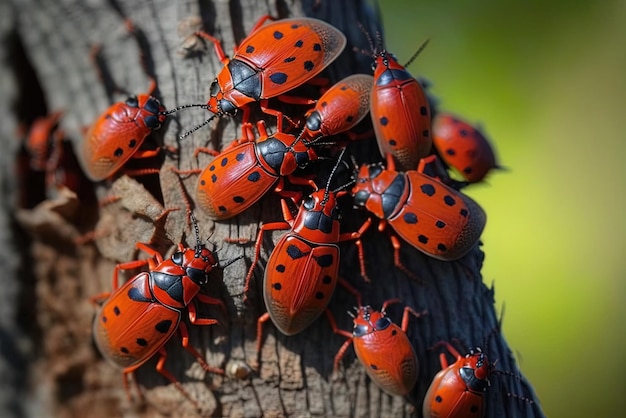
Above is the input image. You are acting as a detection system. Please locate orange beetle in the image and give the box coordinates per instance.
[432,113,501,183]
[369,40,432,171]
[351,153,486,263]
[170,15,347,136]
[247,154,370,339]
[423,342,492,418]
[190,120,317,220]
[92,215,230,404]
[80,78,167,181]
[299,73,374,143]
[327,299,424,396]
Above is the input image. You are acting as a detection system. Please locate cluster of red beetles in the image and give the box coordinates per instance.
[19,14,509,418]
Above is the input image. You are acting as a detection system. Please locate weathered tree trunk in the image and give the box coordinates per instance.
[2,0,546,417]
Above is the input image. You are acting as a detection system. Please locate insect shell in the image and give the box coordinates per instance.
[349,304,419,396]
[260,186,348,336]
[204,16,347,117]
[351,154,486,261]
[93,241,219,377]
[195,120,317,220]
[300,73,374,143]
[423,342,491,418]
[370,43,432,171]
[81,91,166,181]
[432,113,500,183]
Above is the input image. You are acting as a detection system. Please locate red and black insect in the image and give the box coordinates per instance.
[80,22,168,181]
[92,214,231,404]
[181,120,317,220]
[168,16,347,137]
[327,299,424,396]
[368,38,432,171]
[80,77,166,181]
[248,151,370,342]
[423,342,492,418]
[432,112,501,183]
[351,153,486,264]
[299,73,374,143]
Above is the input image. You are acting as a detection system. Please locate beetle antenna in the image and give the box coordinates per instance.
[178,114,218,139]
[160,103,208,115]
[189,211,202,255]
[321,147,347,205]
[219,254,244,269]
[403,38,430,69]
[357,22,375,54]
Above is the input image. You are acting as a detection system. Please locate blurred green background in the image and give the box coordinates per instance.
[380,0,626,416]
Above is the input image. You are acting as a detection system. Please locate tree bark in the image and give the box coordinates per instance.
[2,0,546,417]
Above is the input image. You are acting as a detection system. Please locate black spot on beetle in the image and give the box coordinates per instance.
[421,184,436,196]
[418,235,429,244]
[380,116,389,126]
[444,195,456,206]
[304,60,314,71]
[270,73,288,84]
[236,153,245,161]
[435,220,446,228]
[273,283,282,290]
[284,56,296,63]
[155,320,172,334]
[233,196,244,203]
[136,338,148,347]
[247,172,261,182]
[273,31,284,39]
[246,45,254,53]
[120,347,129,354]
[211,174,217,183]
[276,265,286,273]
[128,139,137,148]
[403,212,418,224]
[114,148,123,157]
[294,40,303,47]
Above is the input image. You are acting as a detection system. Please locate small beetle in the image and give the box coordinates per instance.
[351,153,486,262]
[423,342,491,418]
[169,15,347,136]
[432,113,501,183]
[248,151,370,341]
[300,73,374,143]
[92,214,229,404]
[326,299,424,396]
[369,38,432,171]
[188,120,317,220]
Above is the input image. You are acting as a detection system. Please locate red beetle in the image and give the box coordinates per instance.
[170,16,347,136]
[432,113,501,183]
[369,40,432,171]
[23,110,64,172]
[92,215,230,404]
[423,342,492,418]
[187,120,317,220]
[351,153,486,263]
[326,299,424,396]
[80,75,167,181]
[248,167,370,343]
[299,73,374,143]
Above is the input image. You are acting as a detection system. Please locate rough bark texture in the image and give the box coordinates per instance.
[1,0,545,417]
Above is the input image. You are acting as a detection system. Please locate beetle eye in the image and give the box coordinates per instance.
[125,96,139,107]
[210,80,220,96]
[171,252,184,265]
[375,317,391,330]
[353,324,368,337]
[303,197,315,210]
